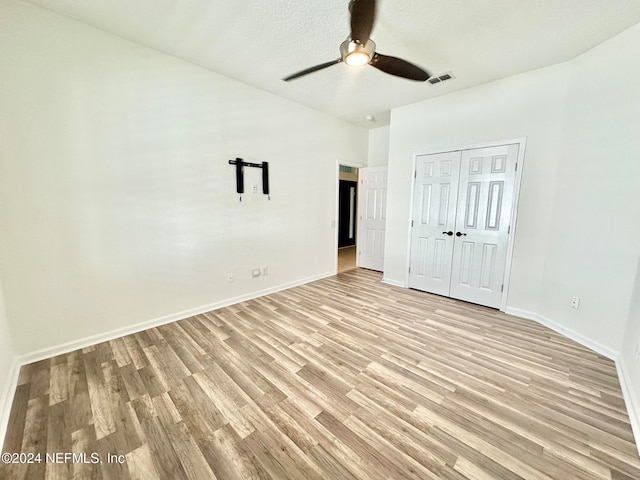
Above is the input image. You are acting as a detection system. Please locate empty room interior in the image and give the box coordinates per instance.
[2,0,640,479]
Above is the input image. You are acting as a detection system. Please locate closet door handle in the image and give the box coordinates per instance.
[442,231,454,236]
[456,231,467,237]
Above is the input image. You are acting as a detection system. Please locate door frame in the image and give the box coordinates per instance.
[335,160,365,274]
[406,137,527,312]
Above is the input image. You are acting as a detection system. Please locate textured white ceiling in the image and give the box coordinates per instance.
[25,0,640,128]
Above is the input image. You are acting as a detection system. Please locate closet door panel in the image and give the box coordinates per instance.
[409,152,461,295]
[449,144,519,308]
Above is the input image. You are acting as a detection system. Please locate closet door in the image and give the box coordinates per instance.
[408,151,461,295]
[449,144,518,308]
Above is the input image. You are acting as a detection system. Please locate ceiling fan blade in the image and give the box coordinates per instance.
[283,59,342,81]
[370,52,430,81]
[350,0,376,44]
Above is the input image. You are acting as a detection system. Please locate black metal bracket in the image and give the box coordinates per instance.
[228,158,270,201]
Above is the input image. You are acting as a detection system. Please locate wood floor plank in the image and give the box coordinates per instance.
[343,413,442,480]
[192,370,255,439]
[27,360,50,400]
[1,383,30,453]
[48,361,68,406]
[66,350,94,434]
[109,337,133,368]
[307,443,360,480]
[45,401,71,480]
[71,427,103,480]
[162,421,218,480]
[348,391,454,472]
[2,269,639,480]
[126,444,161,480]
[83,352,116,439]
[206,424,271,480]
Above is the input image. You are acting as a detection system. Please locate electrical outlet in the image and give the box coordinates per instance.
[262,266,269,276]
[227,273,234,283]
[251,268,261,278]
[570,296,580,309]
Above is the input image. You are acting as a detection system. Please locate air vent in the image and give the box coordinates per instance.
[429,72,455,85]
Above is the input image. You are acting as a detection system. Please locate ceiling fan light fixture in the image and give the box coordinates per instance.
[345,51,370,66]
[283,2,430,83]
[340,39,376,67]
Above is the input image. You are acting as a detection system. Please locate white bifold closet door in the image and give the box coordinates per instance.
[408,151,461,296]
[409,144,519,308]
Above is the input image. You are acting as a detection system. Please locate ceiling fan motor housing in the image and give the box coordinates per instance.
[340,39,376,66]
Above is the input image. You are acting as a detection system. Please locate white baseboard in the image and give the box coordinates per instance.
[2,271,332,447]
[506,307,638,452]
[17,271,335,366]
[0,357,21,449]
[382,277,407,288]
[617,357,640,456]
[5,278,637,455]
[505,307,618,360]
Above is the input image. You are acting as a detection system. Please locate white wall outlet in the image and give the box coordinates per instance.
[252,185,258,194]
[262,266,269,276]
[227,273,234,283]
[251,268,261,278]
[570,296,580,309]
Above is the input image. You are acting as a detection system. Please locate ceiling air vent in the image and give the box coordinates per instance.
[428,72,455,85]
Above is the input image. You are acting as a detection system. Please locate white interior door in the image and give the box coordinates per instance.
[408,143,519,308]
[357,167,388,271]
[409,151,461,295]
[450,144,518,307]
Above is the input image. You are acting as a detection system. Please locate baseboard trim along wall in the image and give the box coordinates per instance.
[0,271,332,445]
[617,358,640,456]
[1,272,337,443]
[507,307,639,451]
[0,358,21,450]
[16,271,335,366]
[505,307,619,360]
[381,277,407,288]
[3,281,638,453]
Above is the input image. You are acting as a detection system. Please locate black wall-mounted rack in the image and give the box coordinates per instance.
[228,158,270,201]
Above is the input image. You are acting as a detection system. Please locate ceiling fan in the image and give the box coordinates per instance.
[283,0,430,82]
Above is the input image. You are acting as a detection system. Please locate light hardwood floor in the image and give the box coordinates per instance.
[2,269,639,480]
[338,246,357,273]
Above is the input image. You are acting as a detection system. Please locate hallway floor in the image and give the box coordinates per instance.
[337,246,356,273]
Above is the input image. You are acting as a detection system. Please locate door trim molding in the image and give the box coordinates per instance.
[499,138,527,311]
[406,137,527,312]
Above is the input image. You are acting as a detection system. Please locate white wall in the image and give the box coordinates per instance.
[385,22,640,355]
[367,126,390,167]
[539,25,640,351]
[0,0,367,355]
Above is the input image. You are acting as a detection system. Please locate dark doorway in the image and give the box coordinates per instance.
[338,180,358,248]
